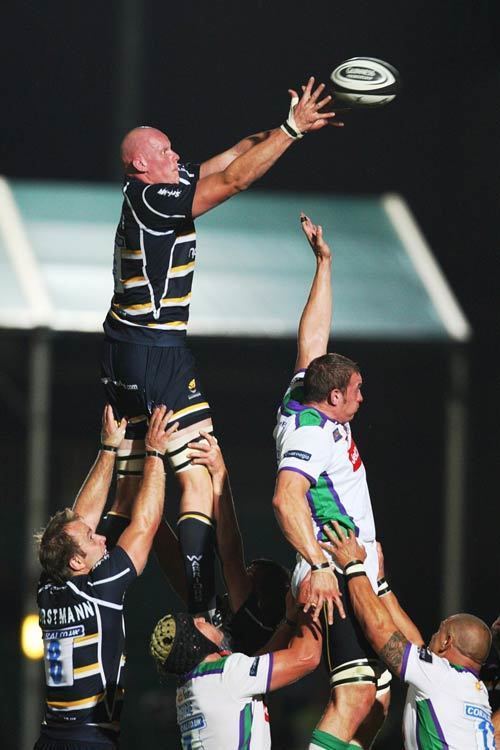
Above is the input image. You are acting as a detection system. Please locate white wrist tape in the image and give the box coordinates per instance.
[280,95,304,139]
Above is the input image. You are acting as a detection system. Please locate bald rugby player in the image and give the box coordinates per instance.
[322,522,495,750]
[101,78,342,623]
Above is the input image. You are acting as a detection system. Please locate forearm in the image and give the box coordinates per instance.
[348,575,401,653]
[297,256,332,366]
[379,591,424,645]
[130,456,166,531]
[273,488,326,566]
[223,128,293,191]
[214,473,245,569]
[73,449,116,529]
[200,131,273,176]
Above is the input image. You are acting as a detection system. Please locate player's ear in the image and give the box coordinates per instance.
[132,155,147,173]
[329,388,341,406]
[69,553,86,573]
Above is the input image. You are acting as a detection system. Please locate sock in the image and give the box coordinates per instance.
[177,512,216,615]
[309,728,358,750]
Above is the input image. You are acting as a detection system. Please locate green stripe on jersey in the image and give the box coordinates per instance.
[238,702,253,749]
[309,475,356,535]
[187,656,228,679]
[309,728,358,749]
[282,384,304,414]
[296,408,324,427]
[416,699,447,749]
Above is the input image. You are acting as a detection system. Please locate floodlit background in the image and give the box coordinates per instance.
[2,2,499,748]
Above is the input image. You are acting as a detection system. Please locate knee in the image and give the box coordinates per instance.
[331,684,376,725]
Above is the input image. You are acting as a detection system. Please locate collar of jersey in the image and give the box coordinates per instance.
[449,662,479,677]
[288,398,343,426]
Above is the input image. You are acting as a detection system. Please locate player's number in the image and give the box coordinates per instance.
[44,637,74,687]
[476,718,495,749]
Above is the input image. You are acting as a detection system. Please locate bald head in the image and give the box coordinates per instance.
[431,613,492,668]
[447,614,492,665]
[120,126,179,185]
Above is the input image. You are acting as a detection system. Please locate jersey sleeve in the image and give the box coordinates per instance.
[128,163,200,230]
[401,643,448,693]
[222,652,273,698]
[85,546,137,604]
[278,424,331,486]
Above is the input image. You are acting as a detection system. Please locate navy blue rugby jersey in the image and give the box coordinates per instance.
[103,163,200,346]
[37,546,136,744]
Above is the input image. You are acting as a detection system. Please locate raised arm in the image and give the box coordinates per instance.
[72,404,127,531]
[295,215,333,372]
[199,131,274,178]
[187,432,251,612]
[117,406,178,575]
[322,522,416,678]
[192,78,336,218]
[272,469,344,625]
[376,542,424,646]
[268,609,322,691]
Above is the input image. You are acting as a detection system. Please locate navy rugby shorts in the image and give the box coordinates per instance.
[100,338,212,439]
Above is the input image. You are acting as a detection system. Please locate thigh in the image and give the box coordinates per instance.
[100,338,150,435]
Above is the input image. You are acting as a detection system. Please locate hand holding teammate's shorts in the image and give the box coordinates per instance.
[145,405,179,455]
[101,404,127,448]
[303,566,345,626]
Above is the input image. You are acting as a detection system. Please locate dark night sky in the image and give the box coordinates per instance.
[2,2,499,747]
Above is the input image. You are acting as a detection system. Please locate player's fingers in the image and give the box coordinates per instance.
[335,593,346,620]
[159,407,173,431]
[288,88,299,103]
[326,598,334,626]
[165,420,179,437]
[312,594,324,623]
[310,82,325,102]
[303,76,315,96]
[316,95,333,110]
[199,430,217,445]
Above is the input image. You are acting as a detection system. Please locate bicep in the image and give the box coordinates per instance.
[117,524,153,576]
[192,173,237,218]
[378,631,409,678]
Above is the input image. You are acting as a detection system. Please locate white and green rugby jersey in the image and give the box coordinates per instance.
[274,371,377,586]
[176,652,273,749]
[401,643,496,749]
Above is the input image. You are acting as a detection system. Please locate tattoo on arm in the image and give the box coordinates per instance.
[379,631,408,675]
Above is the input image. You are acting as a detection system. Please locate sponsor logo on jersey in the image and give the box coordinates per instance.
[249,656,260,676]
[45,625,85,640]
[179,714,206,734]
[418,647,433,663]
[348,439,362,471]
[333,428,342,442]
[464,704,490,722]
[157,188,182,198]
[283,449,311,461]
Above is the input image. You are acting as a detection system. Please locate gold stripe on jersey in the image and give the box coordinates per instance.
[74,633,99,647]
[112,301,154,315]
[74,662,101,679]
[146,320,187,330]
[160,293,192,307]
[47,692,105,710]
[170,261,195,277]
[121,248,142,259]
[122,276,148,288]
[175,231,196,243]
[171,402,210,421]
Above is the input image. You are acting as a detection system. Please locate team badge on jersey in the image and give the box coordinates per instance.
[187,379,201,399]
[249,656,260,676]
[418,647,433,663]
[348,439,362,471]
[333,428,342,443]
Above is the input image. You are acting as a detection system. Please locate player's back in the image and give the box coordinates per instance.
[176,653,272,750]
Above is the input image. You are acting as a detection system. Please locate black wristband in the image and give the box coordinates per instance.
[100,444,118,453]
[146,450,164,459]
[311,561,330,572]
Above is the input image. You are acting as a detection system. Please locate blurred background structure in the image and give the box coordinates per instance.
[2,1,499,748]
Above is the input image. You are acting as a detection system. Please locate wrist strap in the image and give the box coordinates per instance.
[344,560,366,579]
[100,444,118,453]
[377,576,391,597]
[146,449,164,459]
[280,95,304,139]
[311,561,330,572]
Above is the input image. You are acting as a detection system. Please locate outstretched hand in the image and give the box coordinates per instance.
[101,404,127,448]
[290,77,344,133]
[320,520,367,569]
[300,214,332,262]
[145,405,179,455]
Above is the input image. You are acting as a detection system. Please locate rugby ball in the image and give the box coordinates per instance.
[330,57,400,107]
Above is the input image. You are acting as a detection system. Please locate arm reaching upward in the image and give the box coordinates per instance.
[73,405,127,530]
[187,432,251,613]
[295,215,333,372]
[322,522,421,678]
[118,406,178,575]
[376,541,424,646]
